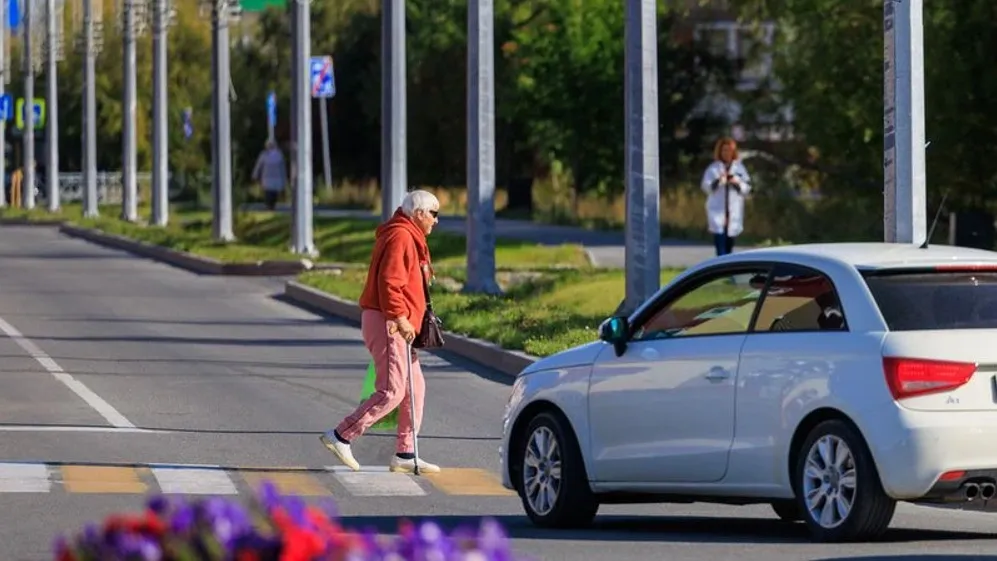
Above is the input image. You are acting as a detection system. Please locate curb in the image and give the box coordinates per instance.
[283,280,537,378]
[58,223,312,276]
[0,217,67,226]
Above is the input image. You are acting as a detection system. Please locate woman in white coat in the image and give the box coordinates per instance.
[701,136,752,256]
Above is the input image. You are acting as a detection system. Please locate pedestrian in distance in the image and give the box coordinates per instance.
[251,139,287,210]
[701,136,752,256]
[321,190,443,474]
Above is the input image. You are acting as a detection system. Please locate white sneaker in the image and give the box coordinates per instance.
[390,455,441,474]
[320,432,360,471]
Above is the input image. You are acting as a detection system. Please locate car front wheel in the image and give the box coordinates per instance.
[516,411,599,528]
[793,419,896,542]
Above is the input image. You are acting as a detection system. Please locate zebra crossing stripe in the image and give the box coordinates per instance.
[325,466,427,497]
[151,465,239,495]
[0,462,50,493]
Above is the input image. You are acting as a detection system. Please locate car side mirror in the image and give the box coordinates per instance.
[598,316,629,356]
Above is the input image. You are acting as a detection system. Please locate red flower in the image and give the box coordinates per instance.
[237,551,261,561]
[271,508,327,561]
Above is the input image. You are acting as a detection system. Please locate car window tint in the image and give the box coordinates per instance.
[753,265,846,332]
[864,271,997,330]
[633,270,769,341]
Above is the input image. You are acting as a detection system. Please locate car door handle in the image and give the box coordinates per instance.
[706,367,730,381]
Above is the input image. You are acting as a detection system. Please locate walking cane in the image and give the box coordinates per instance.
[405,340,421,476]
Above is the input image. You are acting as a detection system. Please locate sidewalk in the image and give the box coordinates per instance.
[242,203,745,268]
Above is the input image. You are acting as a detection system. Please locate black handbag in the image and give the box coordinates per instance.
[412,273,445,349]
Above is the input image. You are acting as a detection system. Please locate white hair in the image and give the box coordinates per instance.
[400,189,440,216]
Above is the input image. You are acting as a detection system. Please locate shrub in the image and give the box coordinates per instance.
[54,480,524,560]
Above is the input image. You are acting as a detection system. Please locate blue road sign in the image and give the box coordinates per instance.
[0,94,11,121]
[9,0,20,29]
[266,92,277,127]
[309,56,335,99]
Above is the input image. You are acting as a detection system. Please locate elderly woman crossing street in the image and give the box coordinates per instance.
[321,190,442,474]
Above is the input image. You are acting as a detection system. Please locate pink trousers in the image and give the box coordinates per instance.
[336,309,425,454]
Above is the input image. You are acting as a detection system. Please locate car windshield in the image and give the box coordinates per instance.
[863,270,997,330]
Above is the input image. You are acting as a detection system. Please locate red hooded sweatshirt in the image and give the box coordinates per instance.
[358,208,432,332]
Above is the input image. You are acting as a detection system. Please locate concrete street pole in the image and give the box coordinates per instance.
[150,0,169,226]
[883,0,926,245]
[290,0,314,254]
[464,0,499,294]
[380,0,405,221]
[82,0,100,217]
[45,0,58,212]
[211,0,233,241]
[622,0,661,313]
[120,0,138,221]
[23,0,35,209]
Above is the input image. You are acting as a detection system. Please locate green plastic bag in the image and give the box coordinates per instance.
[360,359,399,431]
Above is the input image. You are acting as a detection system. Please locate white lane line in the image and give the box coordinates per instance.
[0,463,52,493]
[332,471,427,496]
[151,466,239,495]
[0,316,136,428]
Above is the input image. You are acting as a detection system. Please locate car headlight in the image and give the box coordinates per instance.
[502,376,527,428]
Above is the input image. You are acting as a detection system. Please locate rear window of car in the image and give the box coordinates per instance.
[863,270,997,330]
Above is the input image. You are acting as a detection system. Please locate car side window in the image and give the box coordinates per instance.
[632,269,770,341]
[752,264,847,332]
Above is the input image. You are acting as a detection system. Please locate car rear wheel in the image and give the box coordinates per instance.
[516,411,599,528]
[793,419,896,542]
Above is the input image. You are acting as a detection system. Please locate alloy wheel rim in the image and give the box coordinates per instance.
[802,434,857,529]
[523,426,562,516]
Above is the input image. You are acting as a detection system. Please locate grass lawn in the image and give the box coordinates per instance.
[0,203,590,268]
[298,267,694,357]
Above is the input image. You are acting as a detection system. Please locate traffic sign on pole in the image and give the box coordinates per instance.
[239,0,284,12]
[309,55,335,98]
[0,94,10,120]
[266,91,276,127]
[15,97,45,130]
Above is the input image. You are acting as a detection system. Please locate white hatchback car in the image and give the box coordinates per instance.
[500,242,997,542]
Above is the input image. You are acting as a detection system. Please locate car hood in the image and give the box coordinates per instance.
[519,341,606,377]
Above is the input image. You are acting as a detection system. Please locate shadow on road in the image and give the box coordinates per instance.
[337,514,997,545]
[813,557,997,561]
[0,422,500,441]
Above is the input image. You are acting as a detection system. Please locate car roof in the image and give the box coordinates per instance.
[729,242,997,270]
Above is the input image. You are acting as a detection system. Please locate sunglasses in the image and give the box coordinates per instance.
[426,210,439,218]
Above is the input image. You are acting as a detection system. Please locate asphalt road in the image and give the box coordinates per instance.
[1,224,996,561]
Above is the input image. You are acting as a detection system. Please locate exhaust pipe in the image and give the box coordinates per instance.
[964,483,980,501]
[981,483,996,500]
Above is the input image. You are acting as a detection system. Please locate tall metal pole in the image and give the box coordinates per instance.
[622,0,660,314]
[23,0,35,210]
[288,0,298,248]
[82,0,99,218]
[883,0,926,245]
[380,0,405,221]
[45,0,57,212]
[290,0,313,254]
[151,0,168,226]
[464,0,498,294]
[0,0,7,209]
[120,0,137,221]
[211,0,233,240]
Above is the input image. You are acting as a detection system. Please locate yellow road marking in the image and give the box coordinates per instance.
[423,468,515,496]
[61,466,148,494]
[241,470,330,496]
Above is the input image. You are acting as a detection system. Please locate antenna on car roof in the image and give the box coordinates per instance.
[920,187,949,249]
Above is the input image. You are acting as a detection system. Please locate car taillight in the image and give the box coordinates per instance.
[882,357,976,400]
